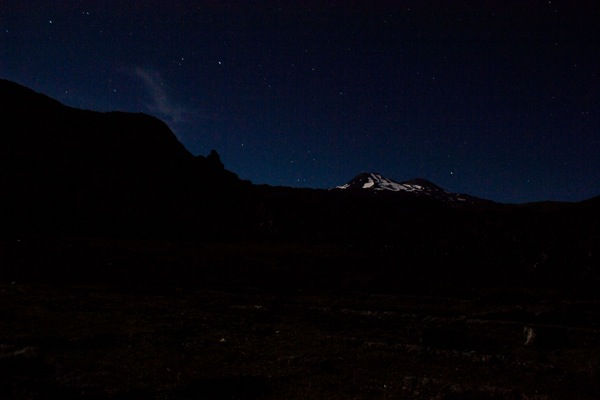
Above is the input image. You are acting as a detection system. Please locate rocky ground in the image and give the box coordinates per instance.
[2,280,600,399]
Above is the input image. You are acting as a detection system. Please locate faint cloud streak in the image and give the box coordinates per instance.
[133,67,186,125]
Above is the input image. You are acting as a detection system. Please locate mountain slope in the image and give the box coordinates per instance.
[0,79,249,236]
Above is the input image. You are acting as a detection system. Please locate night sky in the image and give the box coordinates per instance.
[1,1,598,203]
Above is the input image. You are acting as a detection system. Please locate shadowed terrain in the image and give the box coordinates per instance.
[2,280,600,399]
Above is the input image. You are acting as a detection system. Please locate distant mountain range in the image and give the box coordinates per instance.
[1,78,599,287]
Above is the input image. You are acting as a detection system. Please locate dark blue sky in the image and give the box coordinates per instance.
[1,1,598,203]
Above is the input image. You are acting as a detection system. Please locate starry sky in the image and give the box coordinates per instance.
[1,1,599,203]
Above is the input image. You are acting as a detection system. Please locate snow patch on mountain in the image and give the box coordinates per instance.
[335,173,439,193]
[334,173,483,204]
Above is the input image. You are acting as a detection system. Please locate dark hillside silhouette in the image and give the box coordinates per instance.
[1,78,599,288]
[0,79,249,237]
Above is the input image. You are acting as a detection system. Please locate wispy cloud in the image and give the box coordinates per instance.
[133,67,186,125]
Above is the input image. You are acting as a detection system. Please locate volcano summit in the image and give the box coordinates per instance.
[334,173,485,204]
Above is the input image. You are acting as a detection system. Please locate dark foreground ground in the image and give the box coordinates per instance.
[2,284,600,399]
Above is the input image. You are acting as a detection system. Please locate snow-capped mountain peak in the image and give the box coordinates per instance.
[334,173,483,204]
[335,173,436,192]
